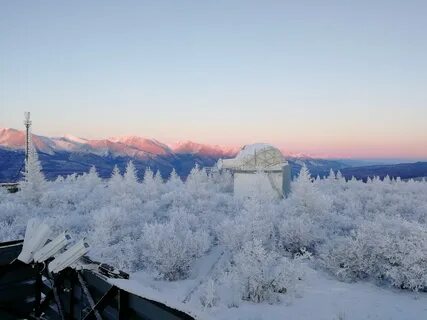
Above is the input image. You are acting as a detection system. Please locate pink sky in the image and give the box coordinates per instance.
[1,1,426,160]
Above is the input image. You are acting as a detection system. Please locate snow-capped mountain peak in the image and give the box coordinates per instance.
[0,128,56,155]
[109,136,172,155]
[0,128,239,159]
[171,140,238,158]
[60,134,88,144]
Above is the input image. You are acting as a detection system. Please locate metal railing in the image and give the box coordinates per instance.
[0,240,195,320]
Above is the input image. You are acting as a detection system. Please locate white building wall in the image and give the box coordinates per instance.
[234,172,283,199]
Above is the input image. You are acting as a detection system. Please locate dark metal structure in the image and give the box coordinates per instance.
[0,183,19,193]
[0,240,195,320]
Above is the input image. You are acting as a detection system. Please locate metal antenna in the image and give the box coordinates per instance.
[24,112,32,162]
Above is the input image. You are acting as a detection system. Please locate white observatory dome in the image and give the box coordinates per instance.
[219,143,285,171]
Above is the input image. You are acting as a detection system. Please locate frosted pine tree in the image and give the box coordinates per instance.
[292,165,313,195]
[142,168,163,200]
[20,134,46,202]
[122,161,142,208]
[108,165,123,196]
[336,170,343,181]
[124,161,138,186]
[142,167,154,184]
[154,170,163,184]
[85,166,101,186]
[165,168,183,191]
[109,165,122,184]
[287,165,331,219]
[327,169,336,181]
[228,239,302,303]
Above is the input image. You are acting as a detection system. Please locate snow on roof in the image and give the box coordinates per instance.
[235,143,274,159]
[220,143,285,171]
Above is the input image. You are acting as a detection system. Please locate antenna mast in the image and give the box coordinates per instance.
[24,112,32,162]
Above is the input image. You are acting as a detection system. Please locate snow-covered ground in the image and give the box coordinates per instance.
[112,254,427,320]
[209,268,427,320]
[1,147,427,319]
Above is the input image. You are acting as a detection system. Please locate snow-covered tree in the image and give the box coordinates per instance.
[1,159,427,300]
[327,169,336,181]
[20,136,45,202]
[287,165,331,217]
[165,169,183,190]
[107,165,123,194]
[124,160,138,186]
[110,165,122,184]
[139,215,210,280]
[141,168,164,200]
[320,215,427,291]
[225,239,304,303]
[85,166,102,186]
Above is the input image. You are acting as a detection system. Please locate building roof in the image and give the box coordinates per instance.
[219,143,286,171]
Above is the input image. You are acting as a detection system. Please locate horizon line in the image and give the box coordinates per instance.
[0,126,426,162]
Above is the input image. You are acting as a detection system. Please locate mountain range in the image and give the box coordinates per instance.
[0,128,243,181]
[0,128,426,182]
[0,128,238,158]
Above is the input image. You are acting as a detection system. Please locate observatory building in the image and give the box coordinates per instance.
[218,143,291,198]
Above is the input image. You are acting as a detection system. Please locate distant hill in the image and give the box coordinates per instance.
[0,128,234,181]
[0,148,224,182]
[1,127,426,182]
[0,147,349,182]
[287,158,349,178]
[340,162,427,181]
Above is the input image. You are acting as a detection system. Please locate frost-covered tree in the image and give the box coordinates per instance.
[288,165,331,216]
[165,169,183,190]
[20,136,45,202]
[199,279,218,309]
[107,165,123,194]
[277,166,332,254]
[279,213,326,254]
[124,160,138,185]
[121,161,141,204]
[220,197,279,251]
[225,239,304,303]
[1,158,427,300]
[327,169,336,181]
[85,166,102,186]
[109,165,122,184]
[320,215,427,291]
[185,164,209,192]
[141,168,164,200]
[139,214,210,280]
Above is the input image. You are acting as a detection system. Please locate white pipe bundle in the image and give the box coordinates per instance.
[18,219,52,263]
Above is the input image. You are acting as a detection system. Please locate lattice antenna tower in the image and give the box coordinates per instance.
[24,112,32,162]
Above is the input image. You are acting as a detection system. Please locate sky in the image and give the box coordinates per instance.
[0,0,426,159]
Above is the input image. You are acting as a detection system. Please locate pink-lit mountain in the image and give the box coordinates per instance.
[2,128,425,182]
[0,128,237,159]
[171,141,238,157]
